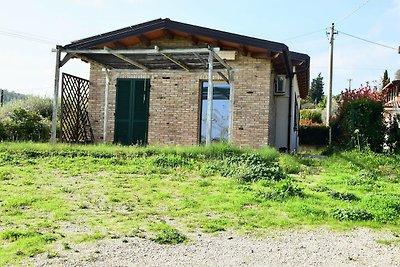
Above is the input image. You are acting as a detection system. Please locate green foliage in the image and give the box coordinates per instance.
[152,154,193,168]
[256,179,303,201]
[361,194,400,223]
[222,153,286,182]
[347,170,378,187]
[0,143,399,266]
[0,96,53,120]
[332,208,373,221]
[386,114,400,153]
[332,93,385,152]
[299,125,329,146]
[151,224,187,244]
[382,69,390,89]
[279,154,302,174]
[309,73,324,104]
[328,190,359,201]
[1,108,50,141]
[300,109,322,123]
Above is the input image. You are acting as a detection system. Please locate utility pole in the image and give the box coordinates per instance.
[326,23,338,128]
[347,78,352,90]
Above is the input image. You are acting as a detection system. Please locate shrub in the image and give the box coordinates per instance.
[299,124,329,146]
[328,190,359,201]
[332,86,385,152]
[300,109,322,124]
[1,108,50,142]
[332,208,373,221]
[152,227,187,245]
[0,96,53,120]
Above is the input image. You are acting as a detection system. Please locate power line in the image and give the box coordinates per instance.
[337,0,372,24]
[0,27,62,45]
[338,31,398,51]
[281,27,327,41]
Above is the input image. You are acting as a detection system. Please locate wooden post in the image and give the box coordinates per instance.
[50,46,61,144]
[228,70,234,143]
[206,49,214,145]
[103,70,110,143]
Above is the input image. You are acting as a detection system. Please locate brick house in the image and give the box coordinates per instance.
[52,18,310,151]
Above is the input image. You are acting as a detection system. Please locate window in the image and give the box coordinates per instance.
[274,75,286,94]
[200,82,230,143]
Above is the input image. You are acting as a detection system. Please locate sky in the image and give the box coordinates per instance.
[0,0,399,97]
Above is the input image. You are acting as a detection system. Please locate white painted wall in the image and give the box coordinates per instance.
[274,68,302,153]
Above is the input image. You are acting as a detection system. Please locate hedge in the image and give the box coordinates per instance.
[299,124,329,146]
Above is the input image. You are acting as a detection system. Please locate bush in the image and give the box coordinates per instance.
[300,109,322,123]
[0,96,53,120]
[1,108,50,142]
[332,87,385,152]
[332,208,373,221]
[328,190,359,201]
[299,125,329,146]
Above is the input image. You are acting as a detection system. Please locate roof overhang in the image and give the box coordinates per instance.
[60,18,310,97]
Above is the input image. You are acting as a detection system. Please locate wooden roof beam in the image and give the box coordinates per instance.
[138,34,151,46]
[113,41,127,49]
[162,29,174,39]
[190,35,199,45]
[104,47,149,71]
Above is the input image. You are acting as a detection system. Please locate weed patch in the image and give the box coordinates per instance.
[332,208,373,221]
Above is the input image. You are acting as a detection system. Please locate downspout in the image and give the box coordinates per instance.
[282,49,293,153]
[287,76,293,152]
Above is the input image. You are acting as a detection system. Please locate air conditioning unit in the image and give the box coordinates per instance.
[274,75,286,95]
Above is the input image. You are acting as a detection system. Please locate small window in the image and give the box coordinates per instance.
[274,75,286,94]
[200,82,230,143]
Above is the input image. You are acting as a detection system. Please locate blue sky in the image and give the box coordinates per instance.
[0,0,399,97]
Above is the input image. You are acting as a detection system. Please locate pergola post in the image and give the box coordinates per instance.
[103,69,110,143]
[206,49,214,145]
[228,70,234,143]
[50,46,61,144]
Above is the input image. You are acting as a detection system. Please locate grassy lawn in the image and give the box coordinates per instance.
[0,142,399,266]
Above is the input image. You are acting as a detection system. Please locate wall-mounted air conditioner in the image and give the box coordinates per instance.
[274,75,286,95]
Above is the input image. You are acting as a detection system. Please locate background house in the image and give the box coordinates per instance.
[54,18,310,151]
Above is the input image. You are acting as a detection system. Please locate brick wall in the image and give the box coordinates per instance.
[88,37,273,147]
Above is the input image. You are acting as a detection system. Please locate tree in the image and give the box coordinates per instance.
[309,73,324,104]
[382,69,390,89]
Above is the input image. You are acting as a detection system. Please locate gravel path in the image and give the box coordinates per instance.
[28,228,400,267]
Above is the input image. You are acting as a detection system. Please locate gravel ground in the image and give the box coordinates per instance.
[26,228,400,267]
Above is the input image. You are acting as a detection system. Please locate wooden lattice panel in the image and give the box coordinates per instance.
[60,73,94,143]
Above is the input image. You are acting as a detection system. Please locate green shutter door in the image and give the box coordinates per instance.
[114,79,150,145]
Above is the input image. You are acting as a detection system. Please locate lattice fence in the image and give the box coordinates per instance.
[60,73,94,143]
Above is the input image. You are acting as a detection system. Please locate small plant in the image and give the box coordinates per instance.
[328,190,359,201]
[223,153,286,182]
[152,154,193,169]
[152,227,187,245]
[256,179,303,201]
[332,208,373,221]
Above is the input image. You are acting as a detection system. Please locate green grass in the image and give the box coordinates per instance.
[0,142,399,266]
